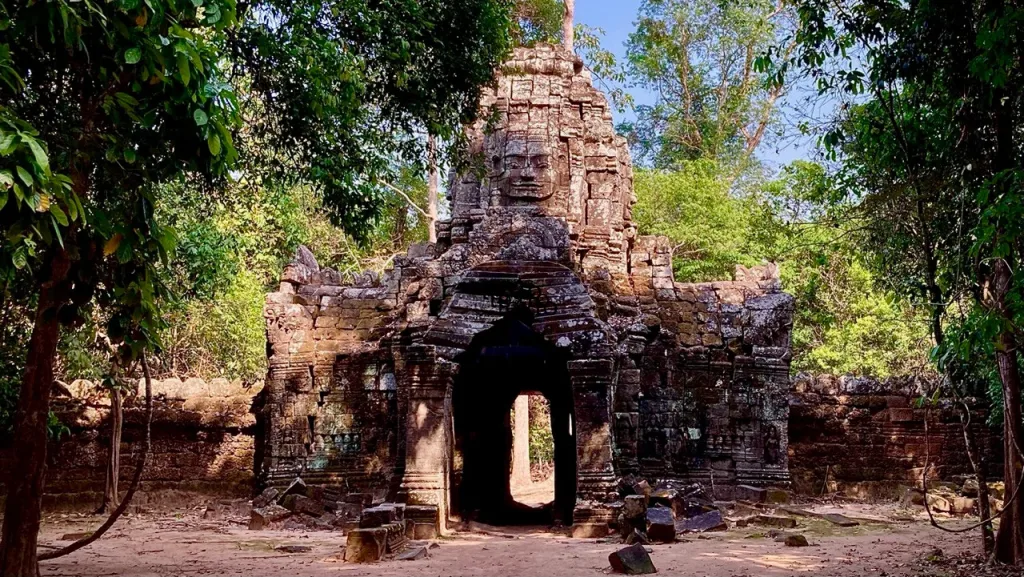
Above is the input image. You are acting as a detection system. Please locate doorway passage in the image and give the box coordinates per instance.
[451,310,576,525]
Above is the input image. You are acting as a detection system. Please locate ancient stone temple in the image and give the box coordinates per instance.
[262,44,794,532]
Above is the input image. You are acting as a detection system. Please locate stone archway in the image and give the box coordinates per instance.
[397,260,618,527]
[450,308,577,524]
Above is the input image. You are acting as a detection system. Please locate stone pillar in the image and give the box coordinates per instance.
[569,358,617,502]
[396,346,456,531]
[511,394,531,487]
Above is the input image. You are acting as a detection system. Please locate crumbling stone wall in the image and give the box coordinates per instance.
[0,377,256,510]
[788,374,1000,498]
[263,44,795,528]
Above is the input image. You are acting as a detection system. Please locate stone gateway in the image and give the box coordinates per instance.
[262,45,794,533]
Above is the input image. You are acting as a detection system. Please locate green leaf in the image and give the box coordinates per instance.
[0,190,7,211]
[0,132,15,154]
[11,246,27,269]
[16,165,32,186]
[125,47,143,64]
[124,148,137,163]
[177,53,191,86]
[193,108,208,126]
[207,134,221,156]
[0,169,13,187]
[50,203,69,226]
[25,138,49,173]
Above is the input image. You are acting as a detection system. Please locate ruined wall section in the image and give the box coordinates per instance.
[789,374,1000,498]
[0,378,255,510]
[614,236,794,489]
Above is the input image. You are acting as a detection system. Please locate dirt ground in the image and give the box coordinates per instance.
[34,501,996,577]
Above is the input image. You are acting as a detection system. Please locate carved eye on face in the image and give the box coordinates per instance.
[492,155,502,169]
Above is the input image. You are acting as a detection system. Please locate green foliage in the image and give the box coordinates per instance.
[634,161,761,282]
[528,395,554,465]
[513,0,563,45]
[623,0,790,170]
[235,0,514,237]
[634,159,932,377]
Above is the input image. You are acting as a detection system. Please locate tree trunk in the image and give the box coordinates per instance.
[427,134,439,244]
[994,260,1024,564]
[98,386,123,514]
[562,0,575,51]
[960,406,995,554]
[511,394,531,487]
[0,248,71,577]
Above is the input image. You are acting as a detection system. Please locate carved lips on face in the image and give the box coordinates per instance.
[503,137,556,200]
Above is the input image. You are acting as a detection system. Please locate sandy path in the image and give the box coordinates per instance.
[36,503,978,577]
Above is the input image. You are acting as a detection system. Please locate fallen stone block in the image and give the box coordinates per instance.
[281,494,325,518]
[252,487,280,509]
[646,506,675,543]
[360,504,398,528]
[249,504,292,530]
[677,510,727,533]
[405,505,440,539]
[634,480,652,500]
[821,513,859,527]
[608,543,657,575]
[345,527,387,563]
[624,528,650,545]
[784,534,809,547]
[751,515,797,529]
[623,495,647,520]
[277,477,307,504]
[396,546,428,561]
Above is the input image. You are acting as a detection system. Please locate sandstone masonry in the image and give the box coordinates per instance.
[262,45,795,531]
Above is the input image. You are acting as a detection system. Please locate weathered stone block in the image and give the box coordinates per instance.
[608,543,657,575]
[645,506,675,543]
[345,528,387,563]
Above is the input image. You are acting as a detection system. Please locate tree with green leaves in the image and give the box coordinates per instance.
[623,0,793,172]
[0,0,514,573]
[760,0,1024,563]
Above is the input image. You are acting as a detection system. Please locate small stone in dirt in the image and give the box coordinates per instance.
[249,504,292,530]
[751,515,797,529]
[924,547,943,562]
[275,545,313,554]
[784,534,808,547]
[428,541,440,549]
[677,510,727,533]
[608,543,657,575]
[60,532,92,541]
[646,506,676,543]
[821,513,859,527]
[396,546,428,561]
[624,528,650,546]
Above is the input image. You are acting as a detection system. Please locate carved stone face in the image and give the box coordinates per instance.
[501,136,556,201]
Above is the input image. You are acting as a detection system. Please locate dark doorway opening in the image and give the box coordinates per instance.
[451,308,576,525]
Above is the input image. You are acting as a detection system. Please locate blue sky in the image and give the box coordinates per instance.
[574,0,815,168]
